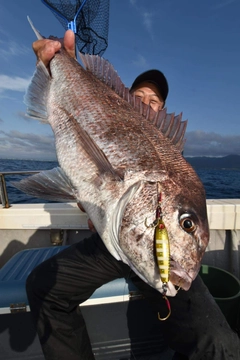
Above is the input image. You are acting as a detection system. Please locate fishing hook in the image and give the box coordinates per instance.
[144,217,160,229]
[158,295,171,321]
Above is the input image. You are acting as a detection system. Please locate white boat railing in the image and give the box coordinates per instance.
[0,170,41,208]
[0,170,240,279]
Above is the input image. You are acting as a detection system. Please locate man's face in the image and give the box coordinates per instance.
[132,81,164,112]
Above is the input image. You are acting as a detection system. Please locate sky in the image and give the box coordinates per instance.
[0,0,239,160]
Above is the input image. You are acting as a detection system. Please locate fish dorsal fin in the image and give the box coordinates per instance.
[79,53,127,97]
[79,53,187,152]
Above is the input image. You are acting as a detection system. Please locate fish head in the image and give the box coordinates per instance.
[118,172,209,297]
[159,176,209,291]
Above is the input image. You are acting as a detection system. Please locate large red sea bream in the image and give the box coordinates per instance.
[14,19,209,297]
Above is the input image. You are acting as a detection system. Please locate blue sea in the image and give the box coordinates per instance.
[0,158,240,204]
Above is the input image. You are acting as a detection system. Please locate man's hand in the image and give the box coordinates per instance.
[77,203,96,233]
[33,30,76,69]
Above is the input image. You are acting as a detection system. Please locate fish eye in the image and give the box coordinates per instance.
[179,214,196,233]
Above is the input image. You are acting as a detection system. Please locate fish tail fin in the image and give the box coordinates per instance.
[24,17,49,121]
[27,16,45,40]
[24,60,50,122]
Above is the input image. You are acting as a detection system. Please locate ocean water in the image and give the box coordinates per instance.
[0,158,240,204]
[0,159,58,204]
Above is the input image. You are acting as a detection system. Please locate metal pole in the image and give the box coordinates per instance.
[0,174,10,208]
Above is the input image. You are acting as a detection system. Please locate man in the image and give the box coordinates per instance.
[26,30,240,360]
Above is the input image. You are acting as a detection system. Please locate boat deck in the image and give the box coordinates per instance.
[0,246,174,359]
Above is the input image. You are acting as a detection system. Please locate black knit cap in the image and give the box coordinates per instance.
[130,69,169,101]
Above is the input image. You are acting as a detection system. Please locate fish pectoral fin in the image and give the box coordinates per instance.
[82,130,123,180]
[24,60,50,123]
[62,108,123,181]
[11,167,77,202]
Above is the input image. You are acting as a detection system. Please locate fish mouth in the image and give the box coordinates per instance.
[169,259,196,291]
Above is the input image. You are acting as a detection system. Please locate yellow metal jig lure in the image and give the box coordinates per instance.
[155,197,171,321]
[145,187,171,321]
[155,216,170,285]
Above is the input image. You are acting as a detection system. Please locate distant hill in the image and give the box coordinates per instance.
[185,154,240,169]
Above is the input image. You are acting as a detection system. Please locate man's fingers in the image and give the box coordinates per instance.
[88,219,96,233]
[63,30,76,59]
[32,39,61,67]
[32,30,75,69]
